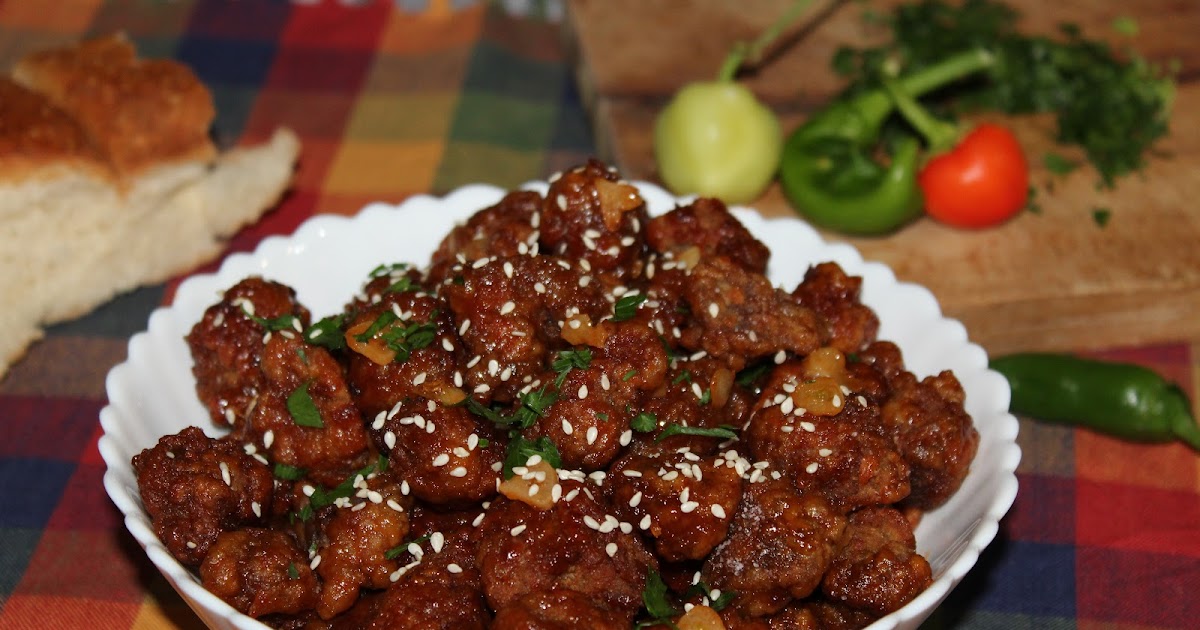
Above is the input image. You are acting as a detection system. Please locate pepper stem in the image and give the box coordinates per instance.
[883,76,961,152]
[717,0,819,81]
[847,48,995,138]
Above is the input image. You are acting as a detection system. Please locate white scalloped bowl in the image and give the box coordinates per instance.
[99,181,1020,630]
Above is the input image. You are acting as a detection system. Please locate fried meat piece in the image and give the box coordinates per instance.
[491,587,630,630]
[527,322,668,471]
[377,399,504,507]
[429,190,541,284]
[477,479,655,622]
[443,255,608,404]
[803,599,880,630]
[703,480,846,618]
[187,277,310,428]
[132,426,273,566]
[199,528,319,619]
[312,472,413,619]
[343,290,465,418]
[245,330,370,487]
[881,370,980,510]
[538,159,649,283]
[746,362,910,512]
[821,507,932,618]
[328,529,490,629]
[791,263,879,355]
[680,257,827,370]
[605,445,743,562]
[639,355,757,450]
[646,197,770,274]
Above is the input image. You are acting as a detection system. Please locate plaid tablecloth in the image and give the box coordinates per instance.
[0,1,1197,628]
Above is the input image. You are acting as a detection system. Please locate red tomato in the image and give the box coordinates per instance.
[918,123,1029,229]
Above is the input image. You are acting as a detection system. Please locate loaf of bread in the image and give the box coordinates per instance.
[0,34,300,377]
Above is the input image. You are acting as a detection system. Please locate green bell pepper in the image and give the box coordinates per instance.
[780,49,995,235]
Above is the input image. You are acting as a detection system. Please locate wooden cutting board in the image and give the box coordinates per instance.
[563,0,1200,355]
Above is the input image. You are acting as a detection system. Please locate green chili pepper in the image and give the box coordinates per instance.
[991,352,1200,452]
[779,49,995,235]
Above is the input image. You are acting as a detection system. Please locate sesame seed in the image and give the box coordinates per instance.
[468,434,480,450]
[711,504,726,519]
[387,499,405,512]
[528,484,540,496]
[186,541,197,549]
[372,411,387,430]
[384,431,397,449]
[606,542,618,557]
[510,524,528,536]
[639,514,652,529]
[431,532,445,553]
[806,462,819,473]
[630,491,643,507]
[310,554,322,570]
[562,418,575,435]
[622,469,642,478]
[708,303,720,318]
[556,194,567,210]
[586,426,599,445]
[413,372,427,385]
[800,421,816,432]
[780,397,795,415]
[578,384,589,399]
[818,448,833,457]
[433,454,450,467]
[442,337,455,351]
[448,563,463,574]
[251,501,262,518]
[472,512,486,527]
[450,467,468,478]
[368,490,384,504]
[619,429,632,446]
[774,350,787,364]
[219,462,231,486]
[401,480,410,495]
[584,515,601,530]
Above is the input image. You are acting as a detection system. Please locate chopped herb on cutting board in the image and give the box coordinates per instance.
[831,0,1176,193]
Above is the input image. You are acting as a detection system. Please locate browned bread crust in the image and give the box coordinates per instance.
[0,78,110,184]
[12,33,217,178]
